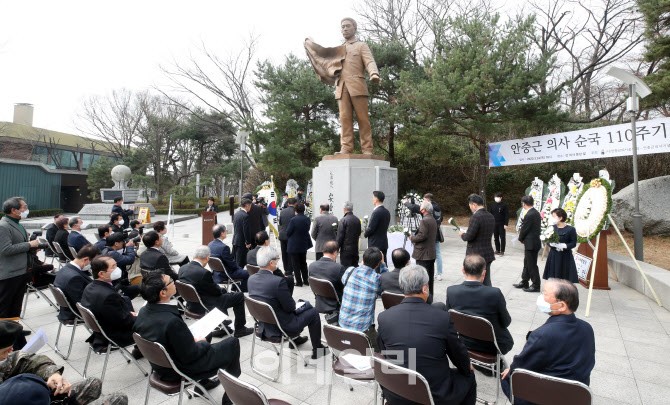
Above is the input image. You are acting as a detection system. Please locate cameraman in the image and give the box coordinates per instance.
[105,232,140,299]
[109,213,124,234]
[0,197,41,318]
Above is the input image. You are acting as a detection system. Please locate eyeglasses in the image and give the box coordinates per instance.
[163,278,174,290]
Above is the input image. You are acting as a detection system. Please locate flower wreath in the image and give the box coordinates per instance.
[570,178,613,243]
[540,174,562,234]
[397,191,423,218]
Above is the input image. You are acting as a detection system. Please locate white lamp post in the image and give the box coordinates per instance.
[605,67,652,261]
[235,129,249,200]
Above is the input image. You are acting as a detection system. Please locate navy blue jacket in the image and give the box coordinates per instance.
[53,263,93,321]
[364,205,391,252]
[509,313,595,385]
[68,231,89,252]
[208,238,245,284]
[286,213,312,254]
[248,270,300,338]
[94,238,107,251]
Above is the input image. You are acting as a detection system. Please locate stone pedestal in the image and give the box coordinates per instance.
[312,155,397,225]
[77,203,156,224]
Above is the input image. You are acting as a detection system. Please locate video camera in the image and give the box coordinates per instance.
[29,231,49,250]
[255,197,267,207]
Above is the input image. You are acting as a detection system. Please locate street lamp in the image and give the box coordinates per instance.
[606,67,652,261]
[235,129,249,200]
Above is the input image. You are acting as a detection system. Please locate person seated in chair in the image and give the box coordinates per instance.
[153,221,189,266]
[446,254,514,355]
[53,244,100,322]
[133,272,242,404]
[246,230,294,294]
[67,217,89,253]
[94,225,110,251]
[178,246,253,338]
[139,231,179,281]
[377,264,477,405]
[308,240,346,317]
[247,246,327,359]
[207,224,249,290]
[80,256,143,359]
[105,232,140,300]
[381,248,434,304]
[53,216,72,261]
[500,279,595,405]
[109,213,124,234]
[44,213,64,257]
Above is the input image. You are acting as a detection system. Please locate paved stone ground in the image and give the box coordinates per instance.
[20,215,670,404]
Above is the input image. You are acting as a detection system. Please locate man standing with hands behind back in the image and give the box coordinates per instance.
[514,195,542,292]
[459,194,496,286]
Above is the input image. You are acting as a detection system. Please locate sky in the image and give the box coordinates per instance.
[0,0,359,134]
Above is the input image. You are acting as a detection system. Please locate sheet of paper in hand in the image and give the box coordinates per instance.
[189,308,229,338]
[295,301,306,310]
[22,328,48,353]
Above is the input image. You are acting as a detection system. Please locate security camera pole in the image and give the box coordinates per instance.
[606,67,653,261]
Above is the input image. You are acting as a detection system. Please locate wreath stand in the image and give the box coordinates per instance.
[583,214,663,317]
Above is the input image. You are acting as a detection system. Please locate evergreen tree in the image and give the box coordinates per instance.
[639,0,670,111]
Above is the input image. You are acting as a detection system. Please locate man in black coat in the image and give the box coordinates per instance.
[177,246,253,337]
[489,192,510,255]
[232,199,253,268]
[459,194,496,286]
[53,244,99,322]
[247,246,327,359]
[133,272,241,404]
[45,213,63,257]
[337,201,361,267]
[139,231,179,281]
[514,195,542,292]
[308,241,346,315]
[446,255,513,354]
[380,247,409,295]
[94,225,110,251]
[278,198,296,277]
[501,279,595,405]
[244,193,269,249]
[80,256,141,358]
[377,264,476,405]
[286,201,312,287]
[364,191,390,263]
[110,197,135,229]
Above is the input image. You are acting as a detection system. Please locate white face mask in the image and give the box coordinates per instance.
[110,267,122,281]
[494,198,501,203]
[82,264,91,272]
[79,222,85,229]
[548,217,559,226]
[19,209,29,219]
[536,294,559,314]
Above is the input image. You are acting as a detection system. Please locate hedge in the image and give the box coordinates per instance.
[0,209,64,219]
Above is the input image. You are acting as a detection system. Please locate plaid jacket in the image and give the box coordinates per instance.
[461,208,496,263]
[339,263,388,332]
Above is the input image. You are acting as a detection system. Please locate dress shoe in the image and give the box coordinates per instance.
[513,282,528,289]
[195,377,219,393]
[495,251,501,255]
[312,345,329,359]
[131,346,144,360]
[288,336,309,347]
[210,328,229,338]
[234,327,254,338]
[523,285,540,293]
[499,252,505,256]
[295,283,304,287]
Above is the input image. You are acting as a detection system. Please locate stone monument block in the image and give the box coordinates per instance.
[312,156,397,225]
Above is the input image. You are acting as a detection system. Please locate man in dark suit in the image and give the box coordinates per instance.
[178,246,253,337]
[489,192,510,255]
[80,256,142,358]
[337,201,361,267]
[377,264,476,405]
[45,213,64,257]
[103,232,141,300]
[459,194,496,286]
[409,201,438,295]
[244,193,268,248]
[95,225,110,251]
[311,204,337,261]
[67,217,89,253]
[364,191,391,262]
[246,231,295,295]
[446,255,513,355]
[133,272,242,404]
[501,279,595,405]
[111,197,135,229]
[381,247,409,295]
[139,231,179,281]
[232,199,253,268]
[278,198,296,277]
[53,244,99,322]
[286,201,313,287]
[514,195,542,292]
[308,241,346,316]
[208,224,249,288]
[248,246,327,359]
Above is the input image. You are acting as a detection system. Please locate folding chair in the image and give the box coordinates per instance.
[38,237,55,266]
[246,264,260,275]
[309,276,340,324]
[133,333,217,405]
[510,368,593,405]
[21,280,58,319]
[68,246,79,260]
[218,369,292,405]
[174,280,232,337]
[76,303,148,384]
[448,309,507,404]
[48,284,85,359]
[244,296,310,382]
[372,356,434,405]
[208,257,243,292]
[381,291,404,310]
[51,241,70,269]
[323,324,378,405]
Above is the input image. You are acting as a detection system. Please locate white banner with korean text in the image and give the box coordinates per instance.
[488,117,670,167]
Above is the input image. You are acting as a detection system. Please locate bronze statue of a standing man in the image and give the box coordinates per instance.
[305,18,381,155]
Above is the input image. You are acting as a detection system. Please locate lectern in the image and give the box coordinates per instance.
[201,212,217,245]
[578,229,611,290]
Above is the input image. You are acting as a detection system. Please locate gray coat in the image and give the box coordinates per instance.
[311,213,338,253]
[278,206,295,241]
[0,216,31,280]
